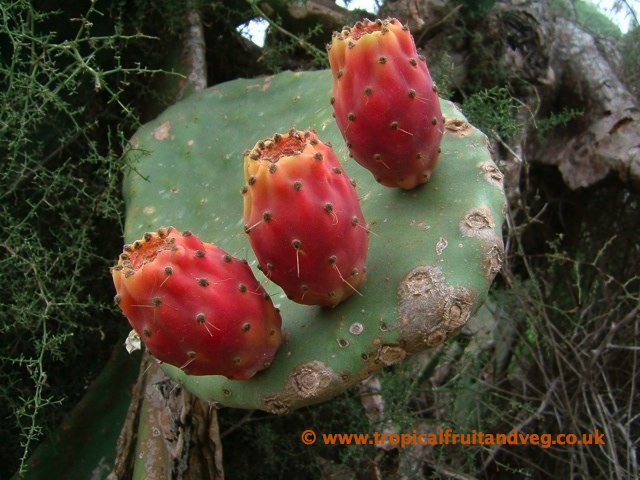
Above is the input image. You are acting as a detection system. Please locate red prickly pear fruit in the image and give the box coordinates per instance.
[242,129,369,307]
[111,226,282,379]
[328,18,444,190]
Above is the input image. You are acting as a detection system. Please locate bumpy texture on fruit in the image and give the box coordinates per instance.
[242,128,369,307]
[123,70,506,413]
[111,226,282,379]
[328,18,444,189]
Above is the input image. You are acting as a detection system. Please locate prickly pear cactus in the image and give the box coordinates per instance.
[123,69,506,414]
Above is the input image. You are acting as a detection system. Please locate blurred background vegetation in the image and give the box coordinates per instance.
[1,0,638,478]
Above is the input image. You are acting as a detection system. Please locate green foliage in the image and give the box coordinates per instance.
[0,1,170,476]
[462,86,523,142]
[260,21,328,72]
[246,0,329,72]
[534,107,584,140]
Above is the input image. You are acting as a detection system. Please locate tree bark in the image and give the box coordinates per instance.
[108,353,225,480]
[539,15,640,191]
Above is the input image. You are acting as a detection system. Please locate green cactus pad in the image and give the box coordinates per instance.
[123,70,506,413]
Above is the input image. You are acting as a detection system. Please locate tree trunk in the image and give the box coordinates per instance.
[108,353,225,480]
[539,15,640,191]
[493,2,640,192]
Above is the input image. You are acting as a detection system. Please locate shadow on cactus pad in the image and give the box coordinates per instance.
[122,69,506,413]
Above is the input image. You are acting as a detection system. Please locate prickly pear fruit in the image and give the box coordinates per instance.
[242,128,369,307]
[328,18,444,189]
[111,226,282,379]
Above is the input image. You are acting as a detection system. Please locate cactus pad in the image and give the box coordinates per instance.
[123,70,506,413]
